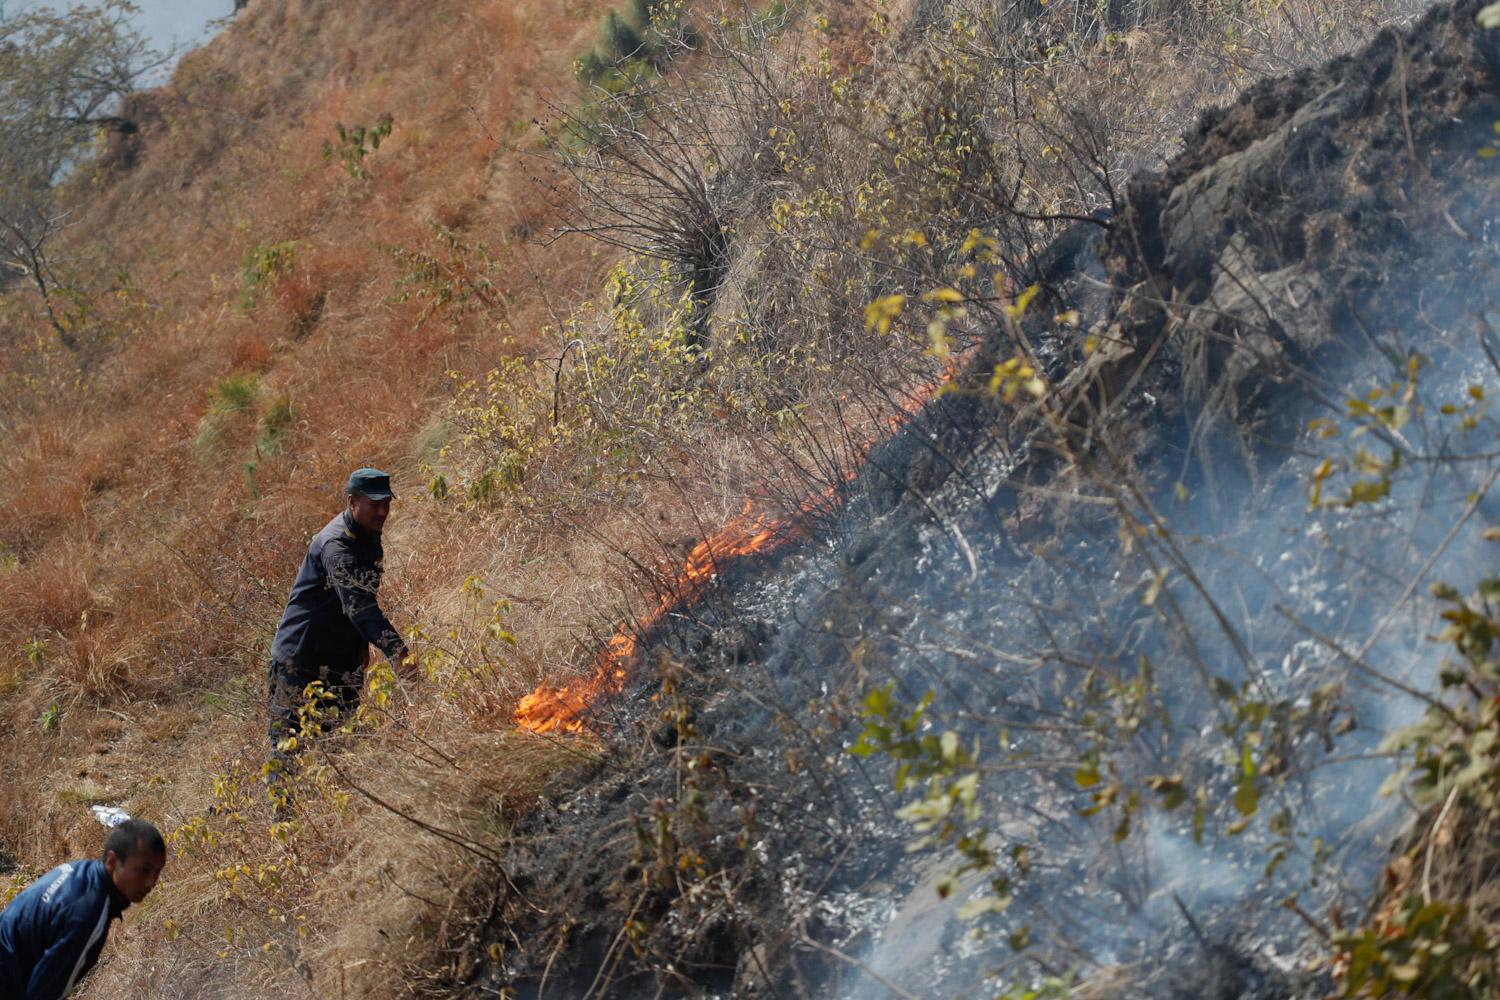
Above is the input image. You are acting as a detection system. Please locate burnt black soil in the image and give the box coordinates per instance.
[1098,0,1500,479]
[444,4,1500,997]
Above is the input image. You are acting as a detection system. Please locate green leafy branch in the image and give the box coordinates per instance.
[851,682,1023,917]
[324,114,393,179]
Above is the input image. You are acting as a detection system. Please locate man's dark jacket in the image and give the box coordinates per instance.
[271,511,406,671]
[0,859,129,1000]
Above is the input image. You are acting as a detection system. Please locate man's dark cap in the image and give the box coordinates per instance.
[347,468,396,500]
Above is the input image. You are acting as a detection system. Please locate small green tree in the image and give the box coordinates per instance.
[0,0,163,346]
[601,8,644,62]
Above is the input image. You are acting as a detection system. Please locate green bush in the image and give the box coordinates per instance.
[576,49,608,84]
[323,114,394,180]
[239,241,298,290]
[194,370,260,461]
[257,396,295,456]
[235,240,299,311]
[574,0,696,90]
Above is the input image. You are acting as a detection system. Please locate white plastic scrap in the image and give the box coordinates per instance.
[90,805,131,828]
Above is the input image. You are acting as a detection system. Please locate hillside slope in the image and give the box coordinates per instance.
[0,0,615,994]
[0,0,1456,997]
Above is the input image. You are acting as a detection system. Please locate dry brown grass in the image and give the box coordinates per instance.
[0,0,623,991]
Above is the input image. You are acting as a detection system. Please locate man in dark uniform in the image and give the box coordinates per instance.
[266,469,414,800]
[0,819,166,1000]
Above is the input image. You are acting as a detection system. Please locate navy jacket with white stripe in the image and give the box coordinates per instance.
[0,859,129,1000]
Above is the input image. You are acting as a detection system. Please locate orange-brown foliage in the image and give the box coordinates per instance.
[0,0,611,989]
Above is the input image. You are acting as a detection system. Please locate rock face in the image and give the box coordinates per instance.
[1103,1,1500,472]
[460,4,1500,998]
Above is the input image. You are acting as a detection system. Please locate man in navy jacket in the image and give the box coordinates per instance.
[266,469,414,795]
[0,819,166,1000]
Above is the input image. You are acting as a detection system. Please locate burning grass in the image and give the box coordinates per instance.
[514,500,802,734]
[510,364,957,734]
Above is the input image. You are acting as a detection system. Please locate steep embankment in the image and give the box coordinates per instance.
[441,3,1500,998]
[0,0,1470,997]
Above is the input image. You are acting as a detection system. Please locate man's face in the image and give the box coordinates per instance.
[105,846,166,904]
[348,493,392,534]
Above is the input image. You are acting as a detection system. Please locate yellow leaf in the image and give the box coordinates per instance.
[1143,570,1167,607]
[1006,284,1041,317]
[927,321,951,359]
[923,287,964,303]
[863,294,906,334]
[1309,458,1332,506]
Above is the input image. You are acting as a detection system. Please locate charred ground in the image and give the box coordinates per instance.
[445,3,1500,998]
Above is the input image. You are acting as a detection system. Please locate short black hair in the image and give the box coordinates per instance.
[102,819,165,862]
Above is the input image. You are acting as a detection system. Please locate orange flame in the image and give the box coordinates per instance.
[514,363,970,735]
[513,640,632,735]
[513,504,801,734]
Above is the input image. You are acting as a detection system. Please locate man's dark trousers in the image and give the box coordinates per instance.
[266,655,365,766]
